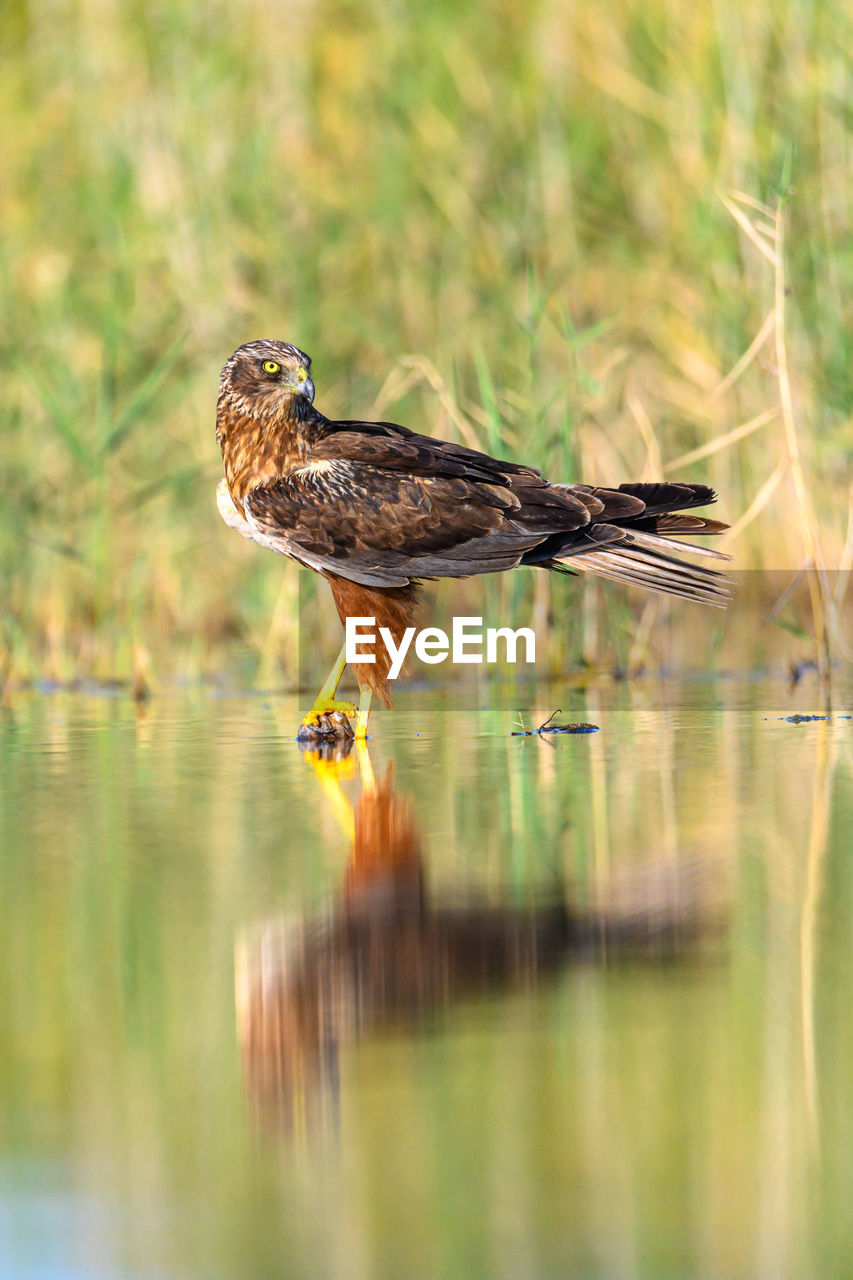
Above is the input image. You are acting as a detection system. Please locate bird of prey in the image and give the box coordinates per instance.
[216,340,730,739]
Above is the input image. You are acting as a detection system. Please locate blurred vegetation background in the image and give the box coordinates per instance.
[3,0,853,687]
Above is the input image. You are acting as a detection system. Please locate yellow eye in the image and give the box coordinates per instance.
[262,360,281,375]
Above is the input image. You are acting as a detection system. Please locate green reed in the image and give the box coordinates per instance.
[2,0,852,685]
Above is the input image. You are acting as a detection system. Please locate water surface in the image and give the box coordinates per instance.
[1,679,852,1279]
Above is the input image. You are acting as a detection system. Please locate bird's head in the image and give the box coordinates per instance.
[219,340,315,421]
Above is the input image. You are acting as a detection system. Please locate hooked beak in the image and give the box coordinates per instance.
[302,374,315,404]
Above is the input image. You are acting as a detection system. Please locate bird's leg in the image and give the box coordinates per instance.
[354,687,373,740]
[301,643,357,727]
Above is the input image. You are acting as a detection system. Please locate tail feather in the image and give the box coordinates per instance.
[524,478,732,607]
[616,482,717,514]
[562,534,733,607]
[626,526,731,562]
[652,513,728,535]
[566,485,647,520]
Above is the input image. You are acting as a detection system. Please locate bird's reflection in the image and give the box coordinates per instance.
[236,742,724,1132]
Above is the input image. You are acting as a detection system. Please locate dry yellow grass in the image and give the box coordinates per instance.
[3,0,852,685]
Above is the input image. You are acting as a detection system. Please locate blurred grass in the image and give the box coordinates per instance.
[3,0,853,685]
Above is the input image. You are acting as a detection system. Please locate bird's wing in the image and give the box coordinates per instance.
[241,429,593,588]
[311,419,544,483]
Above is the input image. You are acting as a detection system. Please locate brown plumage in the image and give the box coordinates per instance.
[325,575,420,706]
[216,339,732,735]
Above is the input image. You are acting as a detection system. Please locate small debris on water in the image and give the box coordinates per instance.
[780,714,830,724]
[512,709,601,737]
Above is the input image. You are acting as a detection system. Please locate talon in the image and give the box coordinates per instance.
[297,709,355,745]
[298,645,374,742]
[301,698,357,726]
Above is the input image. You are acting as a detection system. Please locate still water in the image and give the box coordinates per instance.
[1,678,852,1279]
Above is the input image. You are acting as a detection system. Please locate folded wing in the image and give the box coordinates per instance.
[234,426,730,603]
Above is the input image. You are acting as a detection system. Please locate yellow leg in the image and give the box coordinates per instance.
[354,688,373,740]
[301,643,357,725]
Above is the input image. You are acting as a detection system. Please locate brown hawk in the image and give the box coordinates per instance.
[216,340,730,738]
